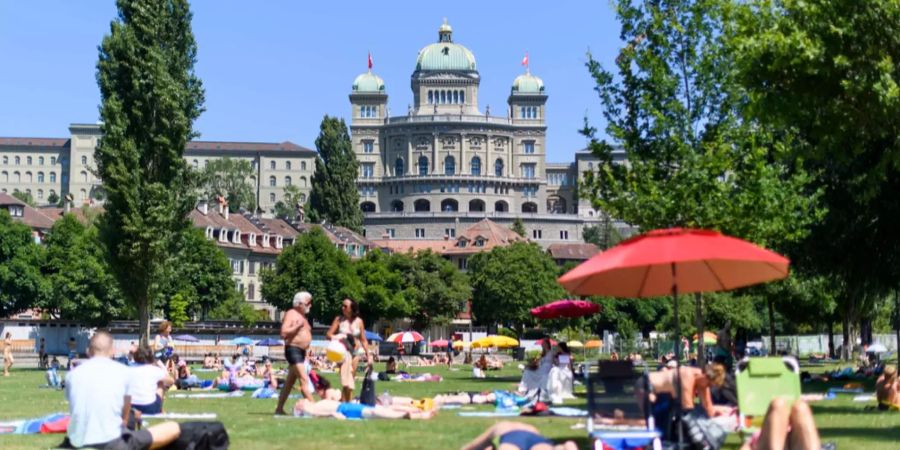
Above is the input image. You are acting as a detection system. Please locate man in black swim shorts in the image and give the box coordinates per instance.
[285,345,306,365]
[275,291,316,415]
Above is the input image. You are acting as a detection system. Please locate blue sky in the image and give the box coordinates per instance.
[0,1,621,163]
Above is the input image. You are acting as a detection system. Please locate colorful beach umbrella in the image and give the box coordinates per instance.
[365,330,383,342]
[387,331,425,343]
[256,338,283,347]
[585,340,603,349]
[173,334,199,343]
[472,335,519,349]
[568,340,584,348]
[232,337,254,346]
[530,299,600,319]
[430,339,449,348]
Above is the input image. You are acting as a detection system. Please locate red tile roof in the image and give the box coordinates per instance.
[547,243,601,261]
[0,193,55,229]
[370,239,455,254]
[0,138,69,147]
[185,141,315,154]
[443,219,527,255]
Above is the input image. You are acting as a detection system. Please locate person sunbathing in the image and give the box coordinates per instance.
[460,421,577,450]
[487,355,504,370]
[637,363,727,418]
[292,398,435,420]
[740,398,822,450]
[313,375,342,401]
[876,365,900,410]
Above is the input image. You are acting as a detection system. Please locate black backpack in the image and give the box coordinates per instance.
[165,421,229,450]
[359,367,377,406]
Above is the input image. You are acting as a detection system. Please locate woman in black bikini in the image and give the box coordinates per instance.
[461,422,577,450]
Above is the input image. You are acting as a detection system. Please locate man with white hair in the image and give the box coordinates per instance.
[64,331,180,449]
[275,291,315,415]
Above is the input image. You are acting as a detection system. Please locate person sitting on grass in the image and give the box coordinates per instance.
[130,345,175,416]
[176,360,201,389]
[202,353,215,369]
[385,356,398,374]
[460,421,577,450]
[292,398,436,420]
[63,332,180,449]
[740,398,824,450]
[473,355,488,379]
[876,365,900,410]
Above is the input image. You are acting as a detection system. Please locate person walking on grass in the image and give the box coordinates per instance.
[3,332,13,376]
[326,298,373,402]
[275,291,316,415]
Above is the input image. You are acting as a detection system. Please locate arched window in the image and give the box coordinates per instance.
[1,156,6,164]
[81,155,87,165]
[13,171,20,182]
[0,171,6,182]
[494,158,504,177]
[441,199,458,212]
[79,189,87,200]
[79,171,87,182]
[418,156,429,175]
[37,189,43,199]
[14,156,20,165]
[284,176,292,186]
[192,159,198,168]
[469,199,485,212]
[25,172,32,183]
[269,176,276,187]
[460,91,465,104]
[27,156,32,165]
[444,155,455,175]
[470,156,481,176]
[301,161,307,171]
[248,283,255,300]
[300,176,307,187]
[360,201,376,213]
[49,189,56,199]
[38,156,44,165]
[49,172,56,183]
[414,199,430,212]
[428,91,433,104]
[390,200,404,212]
[37,172,44,183]
[395,157,404,176]
[299,194,306,203]
[494,200,508,212]
[453,91,459,104]
[440,91,446,104]
[269,192,276,203]
[522,202,538,213]
[270,161,276,170]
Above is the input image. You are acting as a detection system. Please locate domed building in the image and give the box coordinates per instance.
[349,21,606,248]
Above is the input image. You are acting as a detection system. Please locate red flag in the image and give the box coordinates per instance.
[521,52,529,67]
[368,52,373,70]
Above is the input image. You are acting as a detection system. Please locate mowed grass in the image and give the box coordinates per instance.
[0,361,898,449]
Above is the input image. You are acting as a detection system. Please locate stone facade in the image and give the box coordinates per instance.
[0,124,317,213]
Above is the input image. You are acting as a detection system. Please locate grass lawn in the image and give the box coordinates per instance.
[0,361,898,449]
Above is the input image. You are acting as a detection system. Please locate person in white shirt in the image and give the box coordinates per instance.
[64,331,179,449]
[130,345,175,415]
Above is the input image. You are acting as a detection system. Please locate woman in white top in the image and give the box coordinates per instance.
[129,345,174,415]
[547,342,575,404]
[326,298,373,401]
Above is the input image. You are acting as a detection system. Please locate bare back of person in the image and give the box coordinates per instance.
[283,309,312,349]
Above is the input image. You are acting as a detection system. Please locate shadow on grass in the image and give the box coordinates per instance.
[820,426,900,441]
[811,405,881,415]
[471,376,522,383]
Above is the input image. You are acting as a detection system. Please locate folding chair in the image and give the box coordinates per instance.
[585,360,662,450]
[735,356,801,436]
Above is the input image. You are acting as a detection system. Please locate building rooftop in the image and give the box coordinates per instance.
[547,242,601,261]
[0,193,55,230]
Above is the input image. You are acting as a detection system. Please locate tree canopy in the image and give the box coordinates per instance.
[95,0,204,342]
[196,157,256,213]
[309,116,363,232]
[0,211,49,317]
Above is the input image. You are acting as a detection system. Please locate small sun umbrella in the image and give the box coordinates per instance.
[232,337,254,346]
[867,343,888,353]
[452,341,470,349]
[430,339,449,348]
[472,335,519,349]
[530,299,601,319]
[387,331,425,344]
[692,331,717,345]
[173,334,199,343]
[256,338,283,347]
[568,340,584,348]
[365,330,383,342]
[585,340,603,349]
[535,337,558,347]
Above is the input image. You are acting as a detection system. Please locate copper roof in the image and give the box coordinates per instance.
[547,242,601,260]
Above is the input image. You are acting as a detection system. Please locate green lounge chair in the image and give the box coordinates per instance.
[736,356,801,434]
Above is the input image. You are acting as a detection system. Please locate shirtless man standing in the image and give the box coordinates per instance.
[275,291,315,415]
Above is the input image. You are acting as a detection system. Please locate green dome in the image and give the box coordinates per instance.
[511,73,544,94]
[352,71,385,93]
[416,42,477,71]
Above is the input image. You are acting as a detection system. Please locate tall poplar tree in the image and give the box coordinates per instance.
[95,0,205,343]
[309,116,363,232]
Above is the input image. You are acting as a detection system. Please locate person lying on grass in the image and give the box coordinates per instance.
[460,421,577,450]
[292,398,436,419]
[740,398,826,450]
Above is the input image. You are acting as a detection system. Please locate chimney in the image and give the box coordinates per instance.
[198,200,208,216]
[224,205,229,220]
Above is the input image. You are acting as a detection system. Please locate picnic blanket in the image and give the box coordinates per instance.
[0,413,68,434]
[392,373,443,382]
[169,391,245,399]
[142,413,217,420]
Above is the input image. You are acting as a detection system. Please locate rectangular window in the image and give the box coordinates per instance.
[248,262,257,275]
[532,229,543,239]
[445,228,456,238]
[523,164,536,179]
[415,228,425,238]
[362,163,374,178]
[560,230,569,240]
[524,141,535,154]
[386,228,396,238]
[363,141,374,153]
[231,259,242,274]
[458,258,468,270]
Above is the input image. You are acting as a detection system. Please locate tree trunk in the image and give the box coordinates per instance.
[841,313,851,361]
[894,291,899,354]
[767,298,776,355]
[138,298,150,346]
[695,293,705,367]
[827,319,835,359]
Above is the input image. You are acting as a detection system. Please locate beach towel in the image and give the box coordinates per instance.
[169,392,245,399]
[457,411,522,417]
[0,413,68,434]
[252,387,277,399]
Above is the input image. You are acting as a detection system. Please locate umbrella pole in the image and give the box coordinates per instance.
[672,262,684,447]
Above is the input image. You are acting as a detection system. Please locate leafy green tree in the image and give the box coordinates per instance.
[155,228,239,320]
[390,250,470,329]
[12,191,35,207]
[196,157,255,212]
[309,116,363,232]
[95,0,204,343]
[46,192,60,206]
[731,0,900,358]
[0,211,50,316]
[273,185,305,220]
[583,219,622,250]
[469,242,567,338]
[206,292,259,325]
[581,0,822,361]
[261,227,361,322]
[354,249,411,322]
[511,218,526,238]
[41,214,124,325]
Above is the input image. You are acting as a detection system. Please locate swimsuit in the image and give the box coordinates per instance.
[337,402,371,419]
[285,346,307,365]
[494,430,553,450]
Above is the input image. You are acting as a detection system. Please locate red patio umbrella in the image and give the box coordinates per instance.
[530,299,600,319]
[429,339,449,348]
[558,228,789,444]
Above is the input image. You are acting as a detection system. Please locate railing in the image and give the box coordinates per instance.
[383,114,544,127]
[362,211,604,222]
[361,174,546,184]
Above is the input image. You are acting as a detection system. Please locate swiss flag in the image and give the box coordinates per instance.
[521,52,529,67]
[368,52,373,70]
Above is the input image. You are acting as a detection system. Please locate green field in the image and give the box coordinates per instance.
[0,362,898,449]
